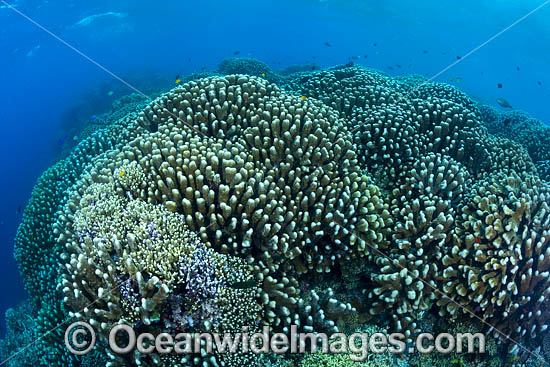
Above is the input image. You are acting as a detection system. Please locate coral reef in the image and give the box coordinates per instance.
[8,63,550,367]
[0,303,40,367]
[479,105,550,181]
[217,58,281,84]
[59,180,261,366]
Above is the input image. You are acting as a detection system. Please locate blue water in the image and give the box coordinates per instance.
[0,0,549,337]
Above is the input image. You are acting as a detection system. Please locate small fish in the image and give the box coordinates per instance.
[91,115,96,121]
[300,96,307,100]
[455,77,463,83]
[516,66,520,71]
[396,64,402,68]
[449,77,454,82]
[175,78,181,84]
[364,55,368,58]
[497,83,503,88]
[423,50,428,54]
[351,55,359,60]
[261,73,265,77]
[119,170,126,177]
[387,66,394,70]
[538,81,542,86]
[233,50,240,55]
[311,65,317,71]
[228,280,256,289]
[496,97,512,109]
[16,205,22,214]
[323,42,331,47]
[456,55,462,60]
[373,42,377,46]
[107,91,114,96]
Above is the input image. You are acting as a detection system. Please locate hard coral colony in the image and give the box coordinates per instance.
[5,61,550,367]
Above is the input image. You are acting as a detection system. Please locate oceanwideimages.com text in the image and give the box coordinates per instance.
[65,322,486,360]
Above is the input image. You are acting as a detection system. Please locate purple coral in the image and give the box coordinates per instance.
[179,246,221,300]
[161,246,224,332]
[146,222,160,241]
[118,275,139,307]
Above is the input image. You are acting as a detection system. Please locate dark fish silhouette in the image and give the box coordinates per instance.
[423,50,428,54]
[456,56,462,60]
[351,55,359,60]
[17,205,22,214]
[344,61,354,68]
[497,83,503,88]
[538,81,542,86]
[228,280,256,289]
[396,64,402,68]
[516,66,520,71]
[324,42,331,47]
[233,50,240,55]
[373,42,377,46]
[387,66,394,70]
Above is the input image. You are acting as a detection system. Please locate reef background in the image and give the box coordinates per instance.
[0,0,549,337]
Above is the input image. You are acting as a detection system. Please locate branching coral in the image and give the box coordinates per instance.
[59,180,261,367]
[439,173,550,344]
[48,75,393,366]
[367,153,469,337]
[11,63,550,367]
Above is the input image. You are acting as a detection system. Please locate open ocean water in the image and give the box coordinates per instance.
[1,1,550,366]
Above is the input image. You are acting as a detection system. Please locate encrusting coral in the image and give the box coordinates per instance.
[7,62,550,367]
